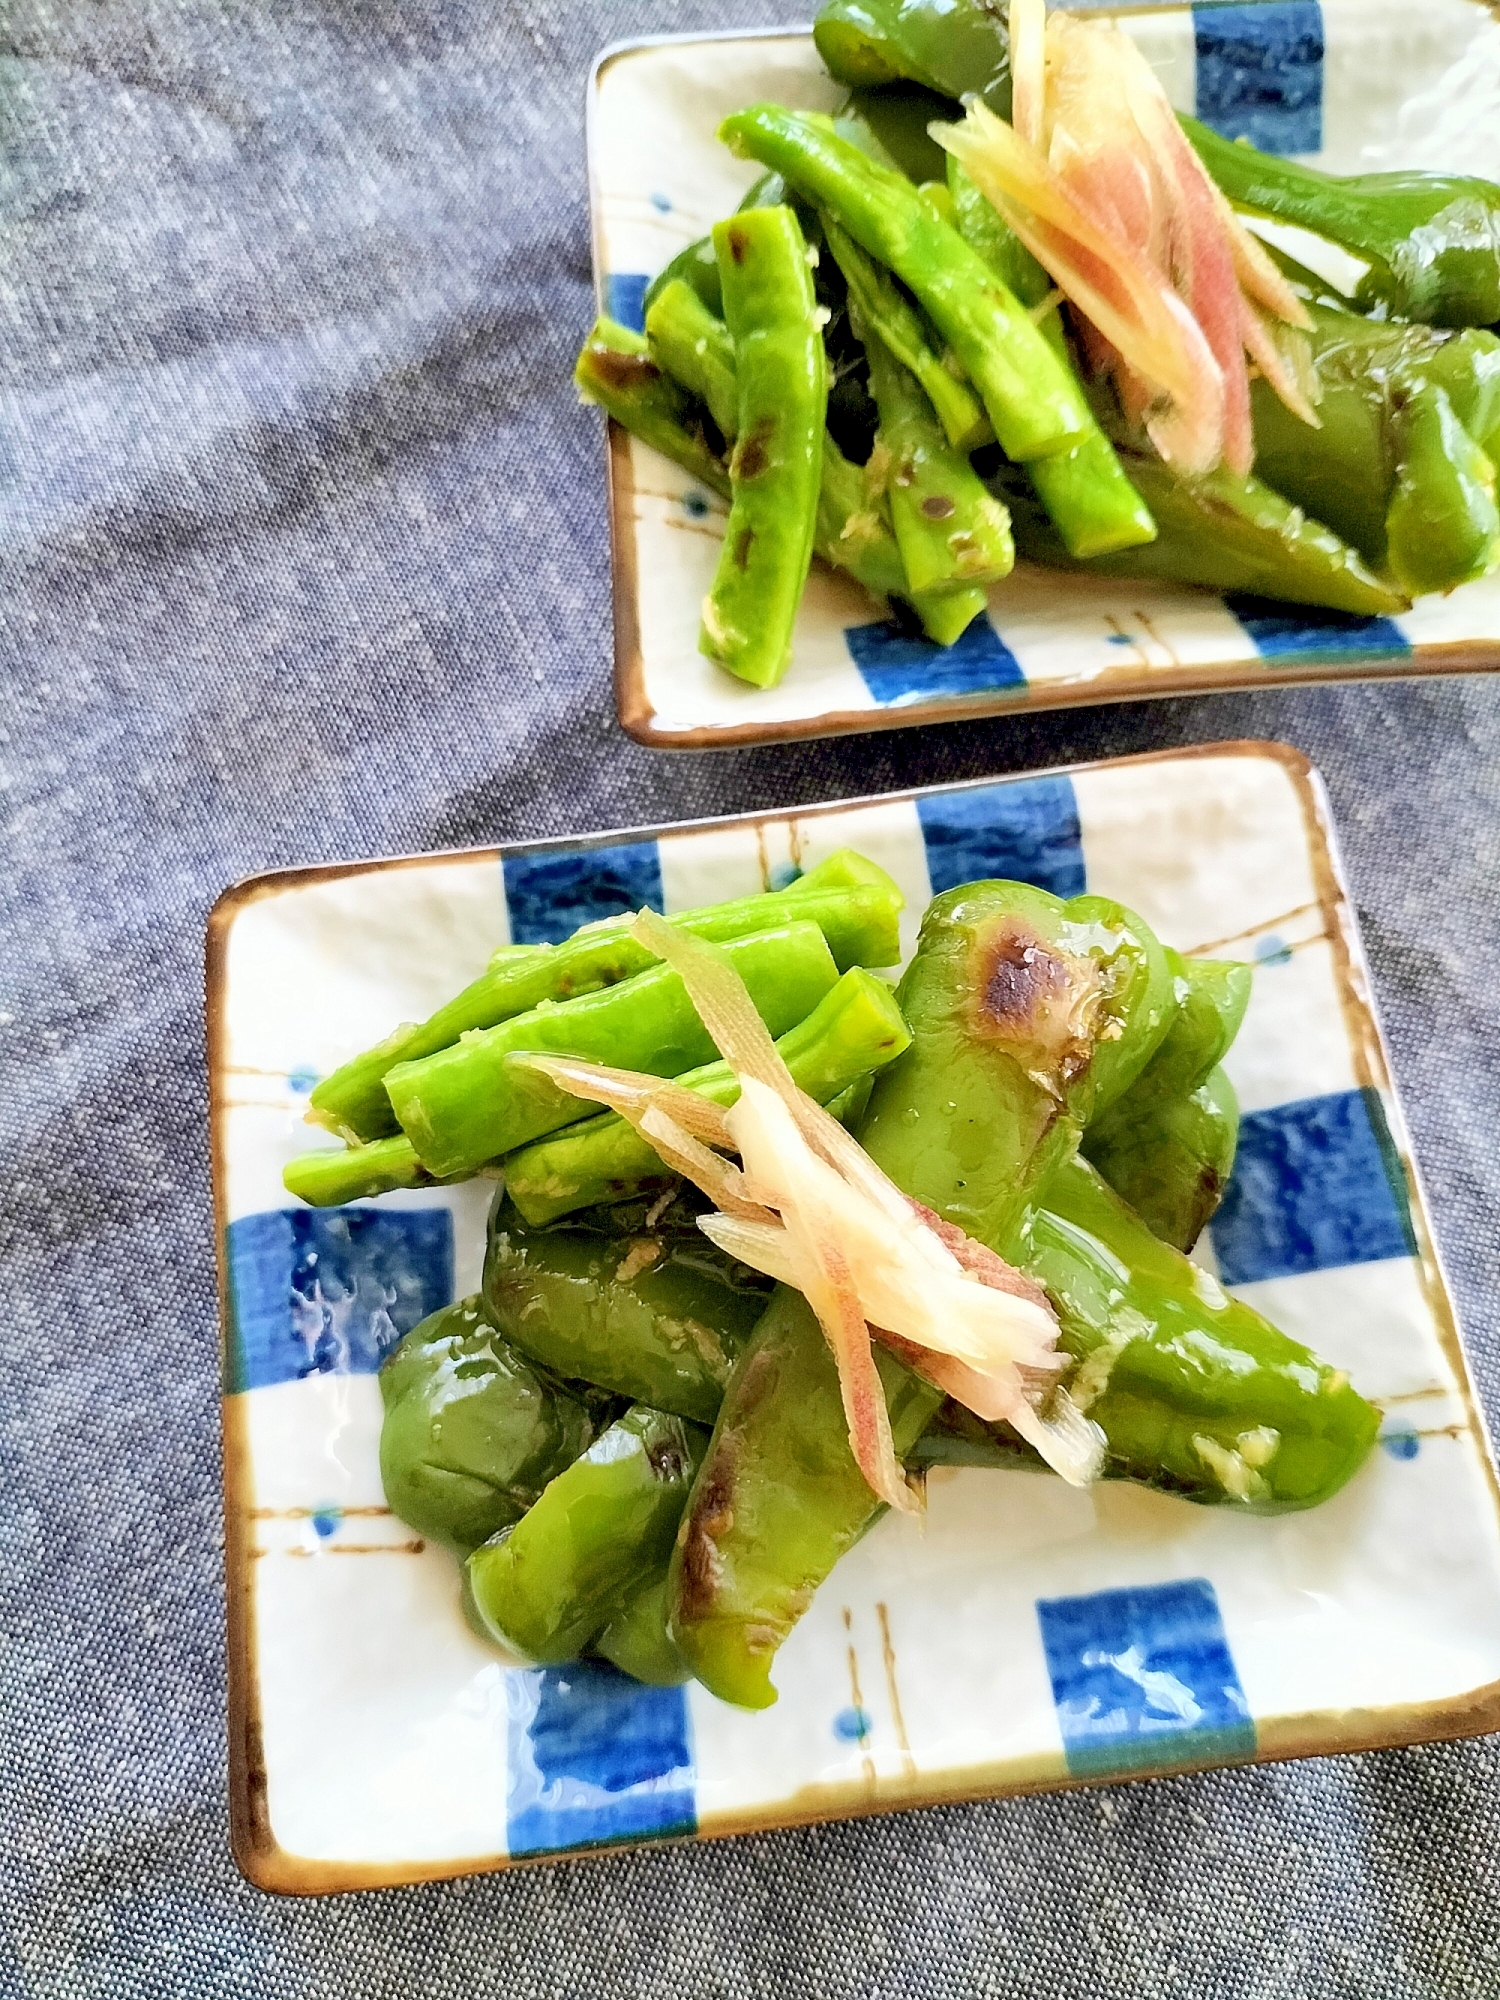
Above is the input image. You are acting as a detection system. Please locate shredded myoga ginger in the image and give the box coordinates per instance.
[934,0,1319,477]
[520,909,1104,1511]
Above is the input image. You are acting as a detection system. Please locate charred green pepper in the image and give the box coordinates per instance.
[813,0,1011,110]
[1182,115,1500,330]
[667,880,1175,1707]
[593,1575,693,1686]
[668,1289,940,1709]
[1082,953,1251,1253]
[467,1404,708,1664]
[483,1190,774,1426]
[378,1296,611,1556]
[999,1154,1380,1512]
[1251,304,1500,593]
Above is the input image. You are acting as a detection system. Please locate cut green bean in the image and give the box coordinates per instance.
[575,318,729,498]
[720,105,1090,464]
[699,206,827,688]
[504,965,910,1226]
[947,159,1156,559]
[645,277,907,601]
[284,1133,444,1207]
[823,219,990,452]
[307,849,902,1142]
[645,279,739,440]
[386,920,840,1178]
[858,310,1013,616]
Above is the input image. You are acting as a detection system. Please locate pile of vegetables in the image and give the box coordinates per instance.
[578,0,1500,690]
[285,855,1379,1708]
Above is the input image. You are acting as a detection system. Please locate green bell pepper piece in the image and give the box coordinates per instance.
[699,207,827,688]
[1085,1064,1241,1260]
[1182,115,1500,330]
[857,880,1176,1243]
[846,83,957,187]
[667,1288,942,1709]
[378,1296,609,1556]
[1385,386,1499,597]
[998,443,1408,616]
[386,919,841,1178]
[1000,1154,1380,1512]
[504,965,910,1226]
[467,1404,708,1664]
[482,1190,774,1426]
[594,1574,692,1686]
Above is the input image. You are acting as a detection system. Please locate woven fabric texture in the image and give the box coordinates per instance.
[3,2,1499,1994]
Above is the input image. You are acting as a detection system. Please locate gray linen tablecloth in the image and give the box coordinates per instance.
[4,2,1500,1993]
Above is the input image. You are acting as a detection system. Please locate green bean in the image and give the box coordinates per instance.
[720,106,1091,464]
[645,279,739,440]
[644,277,908,602]
[699,206,827,688]
[946,160,1157,559]
[283,1133,446,1207]
[386,920,840,1178]
[574,317,729,498]
[306,849,901,1143]
[823,219,990,452]
[504,965,910,1226]
[857,306,1014,622]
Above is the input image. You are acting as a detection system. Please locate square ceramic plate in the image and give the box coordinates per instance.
[587,0,1500,748]
[210,740,1500,1892]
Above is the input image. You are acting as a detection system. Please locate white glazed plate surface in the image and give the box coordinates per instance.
[210,741,1500,1891]
[588,1,1500,747]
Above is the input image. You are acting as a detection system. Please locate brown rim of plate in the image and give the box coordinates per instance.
[589,26,1500,751]
[207,739,1500,1895]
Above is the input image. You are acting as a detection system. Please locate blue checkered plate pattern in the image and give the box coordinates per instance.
[589,0,1500,747]
[209,742,1500,1892]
